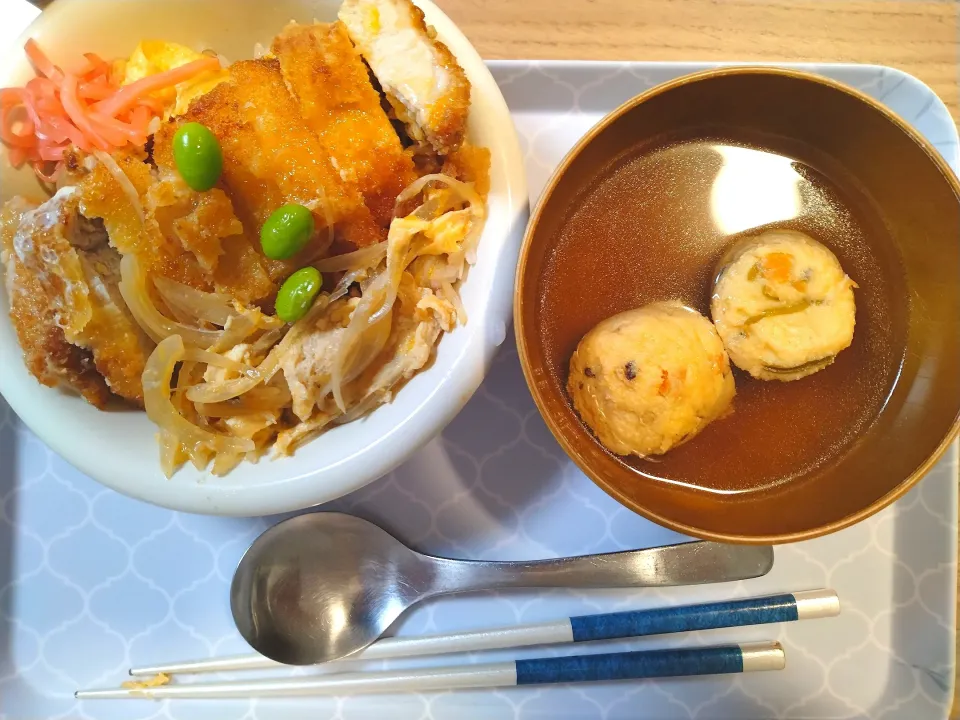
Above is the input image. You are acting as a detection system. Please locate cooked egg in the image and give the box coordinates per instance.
[711,229,856,381]
[567,301,736,457]
[123,41,228,117]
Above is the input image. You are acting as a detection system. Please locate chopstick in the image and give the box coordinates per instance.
[78,641,785,699]
[129,589,837,676]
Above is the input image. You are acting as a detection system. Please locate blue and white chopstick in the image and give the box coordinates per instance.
[78,642,785,699]
[128,589,837,677]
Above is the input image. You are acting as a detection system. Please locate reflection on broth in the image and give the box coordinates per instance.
[539,133,908,494]
[710,145,802,235]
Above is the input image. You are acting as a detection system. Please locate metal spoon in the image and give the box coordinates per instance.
[231,513,774,666]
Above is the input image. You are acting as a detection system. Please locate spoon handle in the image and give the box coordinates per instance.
[424,541,773,594]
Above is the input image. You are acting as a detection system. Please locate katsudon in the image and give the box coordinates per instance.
[0,0,490,476]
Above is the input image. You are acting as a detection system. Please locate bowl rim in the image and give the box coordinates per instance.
[513,64,960,544]
[0,0,529,515]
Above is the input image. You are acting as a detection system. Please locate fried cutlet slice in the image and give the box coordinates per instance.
[442,143,491,198]
[272,22,417,227]
[73,242,152,404]
[339,0,470,156]
[142,166,277,303]
[7,189,96,343]
[27,190,150,404]
[156,59,383,257]
[74,147,276,304]
[1,191,150,406]
[2,196,109,407]
[75,148,214,292]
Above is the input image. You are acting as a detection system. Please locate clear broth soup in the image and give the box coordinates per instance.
[539,132,908,494]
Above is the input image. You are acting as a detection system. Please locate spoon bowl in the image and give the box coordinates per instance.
[232,513,775,665]
[231,514,430,666]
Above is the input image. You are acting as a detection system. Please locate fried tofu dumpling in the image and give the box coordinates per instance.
[711,229,856,381]
[568,302,735,457]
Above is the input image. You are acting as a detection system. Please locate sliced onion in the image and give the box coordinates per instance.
[250,326,286,357]
[153,275,237,326]
[143,335,255,477]
[325,185,475,412]
[317,307,393,406]
[212,451,244,476]
[153,276,281,351]
[334,392,381,426]
[302,190,335,257]
[184,375,261,405]
[328,270,390,412]
[196,386,290,417]
[158,428,187,478]
[345,308,393,382]
[119,255,223,348]
[212,313,258,353]
[185,293,334,404]
[174,359,201,424]
[182,347,259,379]
[188,444,215,471]
[162,293,203,325]
[395,173,466,209]
[441,281,466,325]
[314,241,386,273]
[367,225,419,326]
[329,267,369,304]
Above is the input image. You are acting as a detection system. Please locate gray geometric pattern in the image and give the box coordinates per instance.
[0,61,957,719]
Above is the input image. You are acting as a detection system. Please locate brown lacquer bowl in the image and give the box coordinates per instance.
[515,67,960,543]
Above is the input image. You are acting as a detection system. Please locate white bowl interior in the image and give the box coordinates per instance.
[0,0,528,515]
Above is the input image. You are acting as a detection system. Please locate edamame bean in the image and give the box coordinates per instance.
[276,267,323,323]
[172,122,223,192]
[260,204,315,260]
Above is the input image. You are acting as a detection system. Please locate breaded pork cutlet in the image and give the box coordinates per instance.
[1,196,109,407]
[339,0,470,156]
[273,22,417,227]
[156,58,383,263]
[70,146,277,306]
[1,190,151,407]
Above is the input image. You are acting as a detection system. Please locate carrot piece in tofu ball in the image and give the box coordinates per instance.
[712,229,857,381]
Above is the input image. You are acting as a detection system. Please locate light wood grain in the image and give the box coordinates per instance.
[436,0,960,122]
[434,0,960,714]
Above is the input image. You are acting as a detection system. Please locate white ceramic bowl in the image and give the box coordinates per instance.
[0,0,528,515]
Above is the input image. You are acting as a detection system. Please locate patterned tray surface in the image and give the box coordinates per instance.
[0,60,957,720]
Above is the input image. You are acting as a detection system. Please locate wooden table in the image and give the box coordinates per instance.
[437,0,960,123]
[434,0,960,714]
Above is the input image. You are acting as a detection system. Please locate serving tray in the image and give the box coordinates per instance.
[1,59,957,720]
